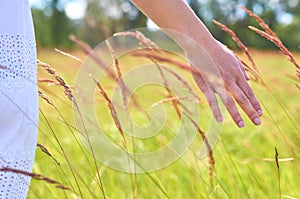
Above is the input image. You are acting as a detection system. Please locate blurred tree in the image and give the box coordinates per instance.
[32,0,76,48]
[189,0,282,49]
[32,8,52,47]
[78,0,147,46]
[50,0,73,46]
[276,0,300,49]
[31,0,300,50]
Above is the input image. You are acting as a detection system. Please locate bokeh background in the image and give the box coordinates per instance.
[30,0,300,50]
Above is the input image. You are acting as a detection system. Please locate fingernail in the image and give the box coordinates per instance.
[246,73,250,80]
[216,116,223,122]
[257,109,263,116]
[238,121,245,128]
[253,117,261,125]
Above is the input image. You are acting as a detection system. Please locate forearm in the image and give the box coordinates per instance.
[130,0,215,46]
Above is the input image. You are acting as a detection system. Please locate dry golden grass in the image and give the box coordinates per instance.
[239,6,300,88]
[0,167,71,191]
[38,60,74,101]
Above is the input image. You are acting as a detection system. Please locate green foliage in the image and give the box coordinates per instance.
[32,1,77,48]
[32,0,300,50]
[276,18,300,50]
[77,0,147,47]
[192,0,300,50]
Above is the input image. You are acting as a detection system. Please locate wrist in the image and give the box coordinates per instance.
[182,32,218,58]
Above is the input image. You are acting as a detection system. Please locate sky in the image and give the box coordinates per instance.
[29,0,87,20]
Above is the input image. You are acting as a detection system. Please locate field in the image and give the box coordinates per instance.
[27,46,300,199]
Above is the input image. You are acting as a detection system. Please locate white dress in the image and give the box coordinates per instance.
[0,0,38,198]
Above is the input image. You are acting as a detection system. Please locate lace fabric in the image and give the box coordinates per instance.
[0,32,38,199]
[0,34,37,91]
[0,86,38,199]
[0,147,36,198]
[0,82,38,199]
[0,1,38,198]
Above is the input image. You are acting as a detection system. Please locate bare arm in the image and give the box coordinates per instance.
[131,0,262,128]
[131,0,213,46]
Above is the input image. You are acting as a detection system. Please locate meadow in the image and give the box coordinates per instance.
[25,39,300,199]
[19,5,299,199]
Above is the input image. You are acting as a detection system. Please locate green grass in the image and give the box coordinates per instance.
[28,48,300,199]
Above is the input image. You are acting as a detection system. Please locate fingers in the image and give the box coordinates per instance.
[226,80,261,126]
[238,61,250,81]
[219,92,245,128]
[237,78,262,116]
[194,74,262,127]
[194,71,262,127]
[204,87,223,122]
[193,72,223,122]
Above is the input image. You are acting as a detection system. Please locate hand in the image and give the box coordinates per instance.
[187,39,262,128]
[130,0,262,128]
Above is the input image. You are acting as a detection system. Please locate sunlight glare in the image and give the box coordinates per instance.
[65,1,86,20]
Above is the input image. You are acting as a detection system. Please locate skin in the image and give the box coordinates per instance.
[130,0,262,128]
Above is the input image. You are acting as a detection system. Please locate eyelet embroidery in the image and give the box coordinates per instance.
[0,34,37,91]
[0,147,36,198]
[0,33,37,198]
